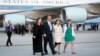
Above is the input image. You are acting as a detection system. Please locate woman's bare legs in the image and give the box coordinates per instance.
[55,43,61,54]
[58,44,61,54]
[70,42,76,54]
[63,42,69,53]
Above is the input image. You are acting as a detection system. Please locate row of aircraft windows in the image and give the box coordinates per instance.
[0,5,54,9]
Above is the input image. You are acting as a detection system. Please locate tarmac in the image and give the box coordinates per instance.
[0,31,100,56]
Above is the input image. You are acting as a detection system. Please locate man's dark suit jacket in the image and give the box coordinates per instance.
[43,21,53,36]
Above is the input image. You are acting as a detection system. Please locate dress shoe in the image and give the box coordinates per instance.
[10,43,13,46]
[72,52,76,54]
[53,51,57,55]
[44,52,48,55]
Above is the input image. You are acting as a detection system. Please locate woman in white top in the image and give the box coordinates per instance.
[63,19,76,54]
[54,19,63,54]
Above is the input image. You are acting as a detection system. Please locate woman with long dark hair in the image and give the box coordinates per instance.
[63,19,76,54]
[32,18,44,56]
[53,19,63,54]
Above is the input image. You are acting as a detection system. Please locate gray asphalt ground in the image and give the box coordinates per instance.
[0,31,100,56]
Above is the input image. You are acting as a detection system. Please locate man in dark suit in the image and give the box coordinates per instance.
[5,21,13,46]
[43,15,56,55]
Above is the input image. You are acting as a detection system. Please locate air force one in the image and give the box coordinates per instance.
[0,0,100,26]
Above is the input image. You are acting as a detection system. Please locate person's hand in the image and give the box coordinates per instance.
[43,34,47,37]
[33,36,36,38]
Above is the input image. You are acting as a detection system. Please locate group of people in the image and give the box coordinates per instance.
[13,24,26,36]
[5,15,76,55]
[32,15,76,56]
[90,23,99,31]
